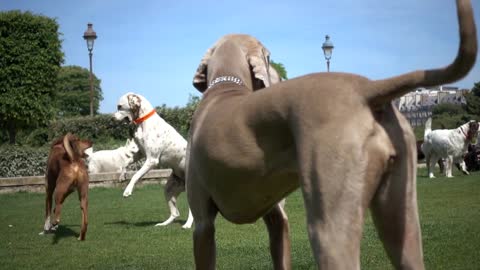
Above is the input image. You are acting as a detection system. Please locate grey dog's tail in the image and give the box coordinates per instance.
[424,118,432,140]
[365,0,477,107]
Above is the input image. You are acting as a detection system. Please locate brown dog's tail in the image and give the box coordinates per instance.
[63,133,75,162]
[366,0,477,106]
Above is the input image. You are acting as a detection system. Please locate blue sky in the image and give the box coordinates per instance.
[2,0,480,113]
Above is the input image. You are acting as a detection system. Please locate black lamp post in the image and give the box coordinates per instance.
[321,35,334,72]
[83,23,97,117]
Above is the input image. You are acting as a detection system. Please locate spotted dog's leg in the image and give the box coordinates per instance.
[155,174,183,226]
[263,203,291,270]
[123,157,158,197]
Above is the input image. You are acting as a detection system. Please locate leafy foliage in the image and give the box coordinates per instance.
[412,83,480,140]
[432,103,466,117]
[50,114,132,143]
[0,145,48,177]
[270,60,288,80]
[0,97,200,176]
[428,86,479,130]
[56,65,103,117]
[464,82,480,116]
[0,11,64,144]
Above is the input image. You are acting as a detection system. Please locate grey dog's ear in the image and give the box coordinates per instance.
[193,46,215,92]
[247,45,273,89]
[268,63,282,84]
[193,35,277,92]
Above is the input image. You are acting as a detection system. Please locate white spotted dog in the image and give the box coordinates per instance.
[113,92,194,229]
[422,117,479,178]
[85,138,139,181]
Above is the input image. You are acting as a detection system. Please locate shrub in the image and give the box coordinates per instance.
[0,145,48,177]
[0,96,200,177]
[50,114,133,143]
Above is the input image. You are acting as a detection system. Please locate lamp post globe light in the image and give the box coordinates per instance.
[83,23,97,117]
[321,35,334,72]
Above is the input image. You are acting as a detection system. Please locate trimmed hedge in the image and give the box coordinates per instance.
[0,97,199,177]
[50,114,133,143]
[4,95,200,147]
[0,140,147,178]
[0,115,138,177]
[0,145,48,177]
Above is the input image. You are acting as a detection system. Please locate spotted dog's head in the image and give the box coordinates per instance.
[114,92,142,123]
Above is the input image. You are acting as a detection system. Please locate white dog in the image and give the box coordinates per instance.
[114,92,193,229]
[85,138,139,180]
[422,117,479,178]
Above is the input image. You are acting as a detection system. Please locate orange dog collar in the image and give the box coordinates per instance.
[133,109,156,125]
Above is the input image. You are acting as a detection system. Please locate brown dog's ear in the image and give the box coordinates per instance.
[127,94,142,120]
[78,140,93,158]
[193,46,215,93]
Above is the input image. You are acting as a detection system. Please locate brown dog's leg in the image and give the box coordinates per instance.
[371,158,424,269]
[44,183,55,231]
[52,177,73,227]
[263,203,291,270]
[78,184,88,241]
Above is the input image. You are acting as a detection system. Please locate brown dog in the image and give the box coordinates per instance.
[42,133,92,241]
[187,1,476,269]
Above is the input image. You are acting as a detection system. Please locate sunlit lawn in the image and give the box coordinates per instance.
[0,168,479,269]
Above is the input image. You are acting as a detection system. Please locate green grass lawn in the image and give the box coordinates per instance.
[0,168,479,269]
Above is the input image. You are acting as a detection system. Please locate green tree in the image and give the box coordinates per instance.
[430,99,477,130]
[0,11,64,144]
[432,103,466,117]
[464,82,480,116]
[270,60,288,80]
[56,65,102,117]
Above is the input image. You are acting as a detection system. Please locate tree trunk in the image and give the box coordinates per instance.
[8,120,16,145]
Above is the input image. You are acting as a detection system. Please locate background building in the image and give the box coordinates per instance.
[394,86,469,127]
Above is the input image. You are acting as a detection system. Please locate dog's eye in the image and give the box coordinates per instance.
[117,105,122,111]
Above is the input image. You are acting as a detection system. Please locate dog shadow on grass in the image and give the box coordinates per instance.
[104,220,187,227]
[43,225,79,244]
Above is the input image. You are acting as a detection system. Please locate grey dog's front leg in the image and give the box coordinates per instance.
[194,219,216,270]
[188,179,218,270]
